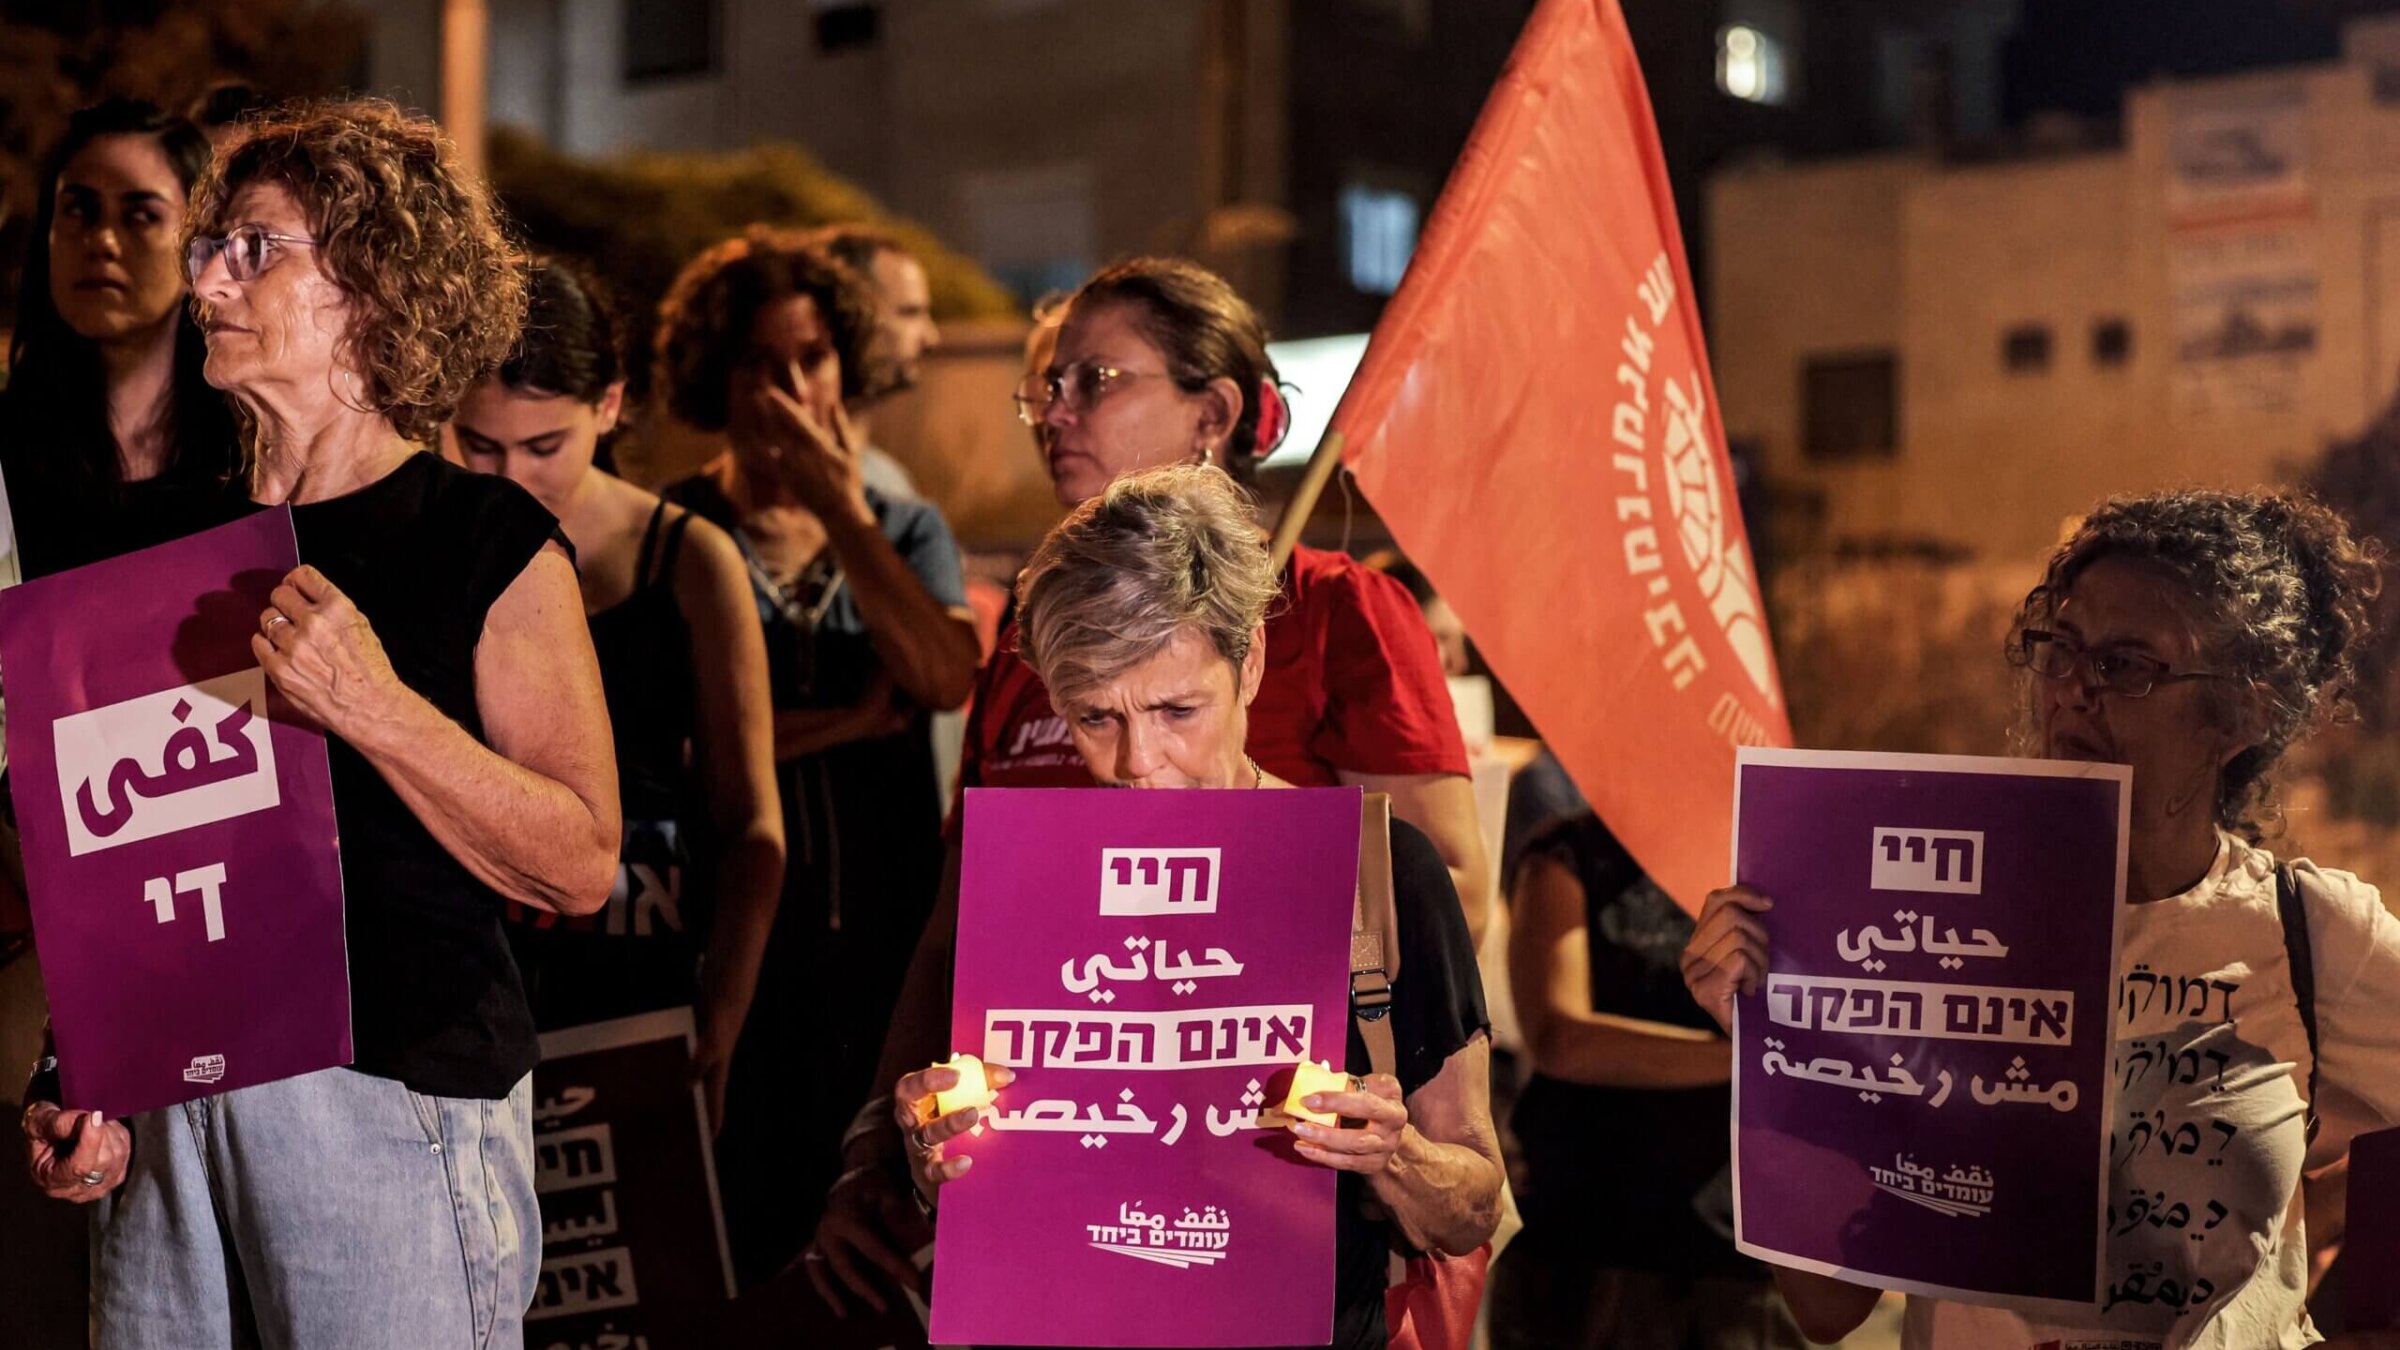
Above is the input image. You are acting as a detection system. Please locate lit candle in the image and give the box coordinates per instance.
[933,1053,995,1118]
[1282,1060,1350,1128]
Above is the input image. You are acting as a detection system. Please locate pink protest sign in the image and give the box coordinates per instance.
[931,786,1360,1348]
[0,508,349,1116]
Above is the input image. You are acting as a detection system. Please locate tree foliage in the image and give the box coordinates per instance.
[489,126,1019,399]
[0,0,367,312]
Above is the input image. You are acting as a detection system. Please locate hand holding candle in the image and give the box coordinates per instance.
[933,1053,999,1118]
[1283,1060,1353,1128]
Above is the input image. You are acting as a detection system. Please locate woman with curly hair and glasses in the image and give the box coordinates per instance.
[1684,490,2400,1348]
[653,228,978,1286]
[19,100,620,1349]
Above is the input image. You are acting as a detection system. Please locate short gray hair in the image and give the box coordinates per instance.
[1015,465,1277,700]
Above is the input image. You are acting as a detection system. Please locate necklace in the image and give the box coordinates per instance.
[1247,755,1263,789]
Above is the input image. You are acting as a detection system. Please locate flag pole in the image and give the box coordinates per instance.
[1267,430,1345,571]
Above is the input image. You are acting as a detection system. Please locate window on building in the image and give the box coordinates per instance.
[1802,352,1898,461]
[1341,184,1418,295]
[2091,318,2132,367]
[814,1,882,53]
[624,0,718,82]
[2002,324,2052,374]
[1717,25,1789,106]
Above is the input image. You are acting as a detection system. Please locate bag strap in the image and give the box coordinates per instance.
[1351,793,1399,1080]
[2275,861,2321,1145]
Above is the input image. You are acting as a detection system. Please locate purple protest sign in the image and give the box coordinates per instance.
[931,786,1360,1348]
[0,508,348,1117]
[1732,748,2128,1307]
[2347,1125,2400,1331]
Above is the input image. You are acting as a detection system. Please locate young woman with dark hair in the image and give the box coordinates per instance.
[0,97,246,577]
[450,258,785,1134]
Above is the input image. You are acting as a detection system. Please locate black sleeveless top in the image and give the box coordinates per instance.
[286,454,564,1099]
[590,504,697,827]
[1507,811,1752,1276]
[507,503,706,1030]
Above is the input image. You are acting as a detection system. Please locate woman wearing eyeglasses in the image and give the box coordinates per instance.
[22,101,620,1349]
[1683,490,2400,1349]
[802,257,1492,1317]
[653,228,980,1288]
[980,258,1487,948]
[0,98,247,579]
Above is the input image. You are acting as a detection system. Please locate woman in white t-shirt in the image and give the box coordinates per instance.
[1683,488,2400,1350]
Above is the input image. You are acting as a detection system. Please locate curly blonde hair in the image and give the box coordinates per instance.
[1015,464,1276,701]
[190,99,527,444]
[2011,488,2383,839]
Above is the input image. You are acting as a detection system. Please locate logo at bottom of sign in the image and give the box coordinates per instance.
[1087,1200,1233,1269]
[1867,1151,1995,1219]
[183,1054,227,1085]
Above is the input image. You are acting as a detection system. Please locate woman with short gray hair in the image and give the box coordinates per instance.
[893,465,1504,1349]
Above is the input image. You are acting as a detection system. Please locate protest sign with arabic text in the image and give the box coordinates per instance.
[1732,749,2128,1306]
[930,787,1359,1347]
[0,508,347,1116]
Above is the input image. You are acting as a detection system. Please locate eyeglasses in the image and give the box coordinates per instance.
[1012,377,1050,427]
[1025,361,1178,423]
[186,225,318,284]
[2016,629,2225,699]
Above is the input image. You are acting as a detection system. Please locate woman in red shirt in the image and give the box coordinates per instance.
[972,258,1486,916]
[802,256,1491,1314]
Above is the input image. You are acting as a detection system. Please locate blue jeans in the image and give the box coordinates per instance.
[91,1067,539,1350]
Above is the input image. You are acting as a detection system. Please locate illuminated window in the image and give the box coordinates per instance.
[1717,25,1788,106]
[1342,184,1418,295]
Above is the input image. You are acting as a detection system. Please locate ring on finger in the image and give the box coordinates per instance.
[77,1169,105,1186]
[265,612,295,634]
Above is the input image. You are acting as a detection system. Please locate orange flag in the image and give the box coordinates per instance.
[1333,0,1791,913]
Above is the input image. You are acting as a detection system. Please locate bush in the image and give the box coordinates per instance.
[487,126,1018,401]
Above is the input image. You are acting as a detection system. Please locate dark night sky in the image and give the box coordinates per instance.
[2002,0,2400,123]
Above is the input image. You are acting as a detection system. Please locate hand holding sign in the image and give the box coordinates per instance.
[253,565,404,738]
[1681,885,1775,1034]
[20,1102,130,1203]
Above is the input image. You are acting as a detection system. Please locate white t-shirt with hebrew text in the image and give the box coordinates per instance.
[1904,833,2400,1350]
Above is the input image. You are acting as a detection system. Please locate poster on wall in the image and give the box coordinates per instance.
[2167,82,2309,224]
[2170,224,2319,419]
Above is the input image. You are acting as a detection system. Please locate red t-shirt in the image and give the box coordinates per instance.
[957,545,1470,795]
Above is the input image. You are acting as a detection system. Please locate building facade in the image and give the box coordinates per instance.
[1711,17,2400,562]
[353,0,1540,337]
